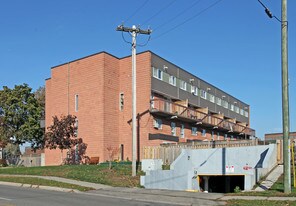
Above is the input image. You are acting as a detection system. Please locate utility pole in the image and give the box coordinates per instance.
[116,25,152,176]
[281,0,290,194]
[258,0,290,193]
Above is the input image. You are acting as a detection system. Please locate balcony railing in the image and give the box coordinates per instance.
[150,98,255,137]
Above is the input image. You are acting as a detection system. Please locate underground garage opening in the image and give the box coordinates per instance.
[199,175,245,193]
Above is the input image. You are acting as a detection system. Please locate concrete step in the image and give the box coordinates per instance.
[254,165,283,191]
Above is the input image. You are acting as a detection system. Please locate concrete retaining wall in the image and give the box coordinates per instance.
[141,144,277,191]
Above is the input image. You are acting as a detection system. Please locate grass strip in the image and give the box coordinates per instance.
[228,174,296,197]
[227,199,296,206]
[0,164,142,187]
[0,176,94,191]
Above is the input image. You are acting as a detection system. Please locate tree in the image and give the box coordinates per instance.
[34,86,45,118]
[45,114,86,164]
[0,84,44,149]
[3,143,21,165]
[106,145,119,170]
[64,138,88,165]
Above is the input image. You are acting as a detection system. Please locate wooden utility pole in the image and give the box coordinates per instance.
[116,25,152,176]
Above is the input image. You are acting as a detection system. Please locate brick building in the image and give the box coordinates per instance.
[45,51,255,165]
[265,132,296,143]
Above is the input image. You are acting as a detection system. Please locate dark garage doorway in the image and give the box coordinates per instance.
[199,175,244,193]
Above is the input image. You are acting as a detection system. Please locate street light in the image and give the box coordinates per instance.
[258,0,290,194]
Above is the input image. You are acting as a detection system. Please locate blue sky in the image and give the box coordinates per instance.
[0,0,295,139]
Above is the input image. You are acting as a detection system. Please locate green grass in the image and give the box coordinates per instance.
[229,174,296,197]
[0,163,143,187]
[0,176,93,191]
[227,200,296,206]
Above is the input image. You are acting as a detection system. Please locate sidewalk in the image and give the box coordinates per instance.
[1,174,296,205]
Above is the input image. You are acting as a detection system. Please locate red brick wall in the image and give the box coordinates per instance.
[102,54,120,160]
[118,52,153,161]
[45,51,230,165]
[45,53,112,165]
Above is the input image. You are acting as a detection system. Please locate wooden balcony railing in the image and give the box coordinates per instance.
[150,98,255,137]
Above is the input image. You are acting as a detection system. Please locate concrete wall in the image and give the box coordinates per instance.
[141,144,277,191]
[20,155,42,167]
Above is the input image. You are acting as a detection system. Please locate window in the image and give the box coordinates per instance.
[119,93,124,111]
[230,104,234,111]
[180,80,187,91]
[153,118,162,129]
[171,122,176,136]
[209,94,215,103]
[200,90,207,99]
[234,106,239,113]
[216,97,222,106]
[152,67,163,80]
[191,127,197,136]
[202,129,206,137]
[74,119,78,137]
[224,134,228,139]
[240,109,244,115]
[191,86,198,96]
[217,132,220,140]
[180,124,185,138]
[150,94,154,109]
[245,111,249,118]
[222,100,228,109]
[211,131,214,140]
[75,94,79,112]
[169,75,176,86]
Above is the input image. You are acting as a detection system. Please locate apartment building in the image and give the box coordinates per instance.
[265,132,296,143]
[45,51,255,165]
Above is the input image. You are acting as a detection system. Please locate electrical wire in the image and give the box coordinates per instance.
[152,0,224,40]
[153,0,203,31]
[121,31,132,45]
[137,35,151,47]
[257,0,282,23]
[124,0,150,24]
[141,0,178,26]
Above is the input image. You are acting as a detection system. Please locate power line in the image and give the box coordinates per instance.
[137,35,151,47]
[141,0,178,26]
[153,0,203,31]
[116,25,152,177]
[257,0,281,23]
[121,31,132,45]
[124,0,150,23]
[152,0,224,40]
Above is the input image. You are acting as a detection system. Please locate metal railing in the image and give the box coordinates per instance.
[151,98,255,136]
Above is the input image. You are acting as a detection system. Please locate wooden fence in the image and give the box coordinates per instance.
[142,139,259,165]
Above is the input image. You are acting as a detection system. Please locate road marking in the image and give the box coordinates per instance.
[0,197,12,201]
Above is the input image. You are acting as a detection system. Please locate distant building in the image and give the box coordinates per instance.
[45,51,255,165]
[265,132,296,143]
[265,132,296,164]
[20,147,45,167]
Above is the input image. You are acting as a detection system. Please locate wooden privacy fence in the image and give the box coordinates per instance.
[142,139,259,165]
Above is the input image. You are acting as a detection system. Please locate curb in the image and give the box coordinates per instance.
[0,181,79,193]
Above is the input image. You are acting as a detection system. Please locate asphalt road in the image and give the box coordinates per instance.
[0,185,176,206]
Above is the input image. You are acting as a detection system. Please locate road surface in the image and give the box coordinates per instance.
[0,185,177,206]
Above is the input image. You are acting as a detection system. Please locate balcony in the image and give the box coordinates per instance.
[150,98,255,137]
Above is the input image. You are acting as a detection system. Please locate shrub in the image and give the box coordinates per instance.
[0,159,8,167]
[234,186,241,193]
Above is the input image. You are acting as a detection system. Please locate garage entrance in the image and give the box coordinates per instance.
[199,175,244,193]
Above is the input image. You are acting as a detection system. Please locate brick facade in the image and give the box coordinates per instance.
[265,132,296,142]
[45,51,252,165]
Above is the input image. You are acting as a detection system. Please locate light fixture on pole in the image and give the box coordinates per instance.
[257,0,290,194]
